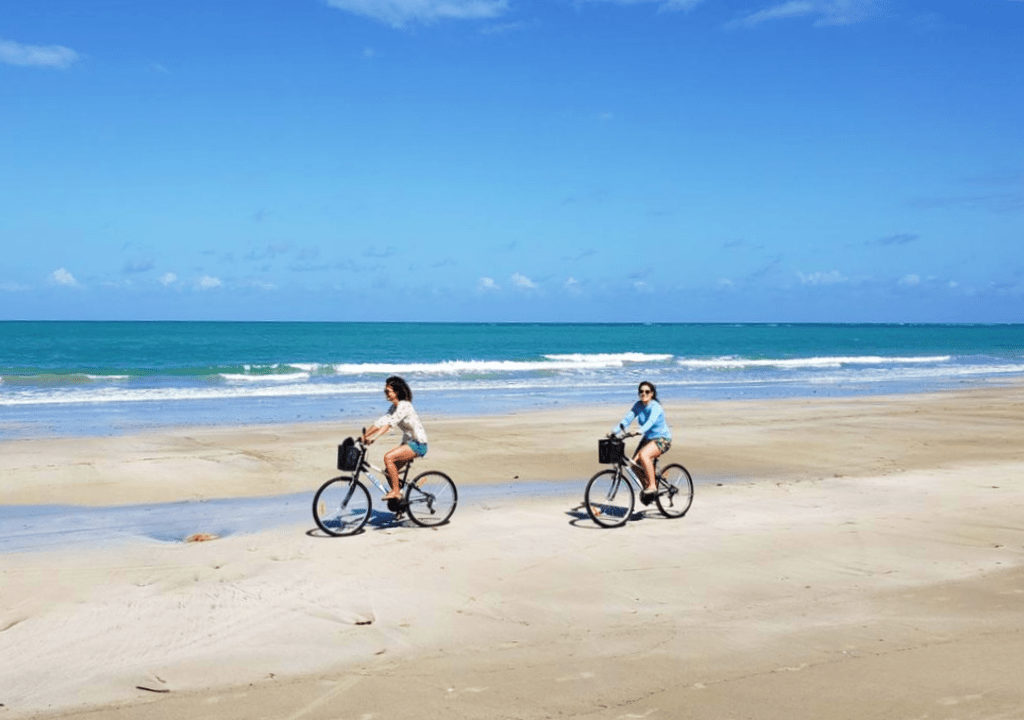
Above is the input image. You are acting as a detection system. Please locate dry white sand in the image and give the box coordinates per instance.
[2,385,1023,719]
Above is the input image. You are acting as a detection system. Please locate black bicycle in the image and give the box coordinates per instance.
[312,434,457,536]
[584,432,694,528]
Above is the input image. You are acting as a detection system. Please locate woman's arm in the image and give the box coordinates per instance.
[614,402,640,435]
[362,424,390,444]
[362,411,394,444]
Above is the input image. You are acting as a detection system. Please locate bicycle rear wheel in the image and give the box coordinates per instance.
[312,477,371,536]
[405,471,457,527]
[584,469,635,528]
[655,464,693,518]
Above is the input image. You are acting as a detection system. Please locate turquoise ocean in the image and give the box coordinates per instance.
[2,321,1023,440]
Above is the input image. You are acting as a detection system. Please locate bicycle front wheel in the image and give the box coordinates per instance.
[405,471,457,527]
[312,477,371,536]
[656,464,694,518]
[585,469,635,528]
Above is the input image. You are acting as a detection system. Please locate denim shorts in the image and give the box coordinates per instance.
[408,440,428,457]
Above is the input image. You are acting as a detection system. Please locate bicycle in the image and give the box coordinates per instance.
[583,432,693,528]
[312,434,458,536]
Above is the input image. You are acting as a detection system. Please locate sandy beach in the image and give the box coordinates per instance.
[2,385,1023,719]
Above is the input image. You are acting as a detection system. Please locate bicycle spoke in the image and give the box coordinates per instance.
[405,472,457,527]
[312,477,371,536]
[585,469,634,528]
[655,464,693,518]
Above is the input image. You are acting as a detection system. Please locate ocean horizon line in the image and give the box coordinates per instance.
[2,319,1022,327]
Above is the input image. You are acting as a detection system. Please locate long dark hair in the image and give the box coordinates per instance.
[387,375,413,402]
[638,381,658,401]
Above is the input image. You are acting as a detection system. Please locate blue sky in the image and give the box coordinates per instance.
[1,0,1021,323]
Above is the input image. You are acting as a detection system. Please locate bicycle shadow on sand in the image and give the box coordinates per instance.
[565,502,666,529]
[306,507,435,538]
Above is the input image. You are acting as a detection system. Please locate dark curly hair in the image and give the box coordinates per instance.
[386,375,413,402]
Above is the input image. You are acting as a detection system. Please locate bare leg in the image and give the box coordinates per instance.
[636,441,663,493]
[382,445,417,500]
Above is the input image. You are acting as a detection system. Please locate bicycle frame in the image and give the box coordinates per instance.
[352,443,413,495]
[611,453,658,491]
[598,434,664,504]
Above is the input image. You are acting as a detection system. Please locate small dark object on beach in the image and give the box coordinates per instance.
[184,533,219,543]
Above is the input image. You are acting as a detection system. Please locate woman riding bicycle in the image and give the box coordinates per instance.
[361,376,428,502]
[612,380,672,502]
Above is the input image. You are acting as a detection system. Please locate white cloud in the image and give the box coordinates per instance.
[1,281,29,292]
[577,0,705,12]
[898,274,920,287]
[196,275,222,290]
[564,277,581,295]
[0,38,80,69]
[797,270,846,285]
[511,272,538,291]
[729,0,882,29]
[160,272,178,286]
[50,268,80,287]
[325,0,509,28]
[477,276,500,292]
[731,0,814,27]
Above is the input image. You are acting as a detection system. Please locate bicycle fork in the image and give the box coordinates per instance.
[605,470,626,502]
[339,480,360,509]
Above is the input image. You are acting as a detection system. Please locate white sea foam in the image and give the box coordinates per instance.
[805,362,1024,384]
[543,353,675,364]
[676,355,953,370]
[322,356,651,375]
[3,357,1023,408]
[221,372,311,383]
[0,382,377,406]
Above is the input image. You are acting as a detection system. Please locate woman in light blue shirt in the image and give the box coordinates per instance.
[613,381,672,501]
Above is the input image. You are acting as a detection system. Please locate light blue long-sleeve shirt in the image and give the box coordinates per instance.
[615,399,672,441]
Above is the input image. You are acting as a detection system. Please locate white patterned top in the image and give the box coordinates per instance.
[372,400,428,445]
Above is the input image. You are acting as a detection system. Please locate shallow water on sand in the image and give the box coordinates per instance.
[0,481,588,553]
